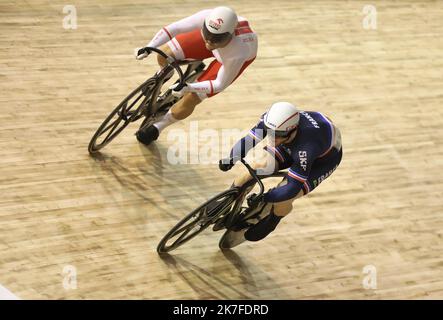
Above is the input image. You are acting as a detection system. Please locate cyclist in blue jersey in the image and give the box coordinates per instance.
[219,102,343,242]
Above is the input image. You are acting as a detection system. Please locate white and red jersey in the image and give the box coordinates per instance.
[146,9,258,96]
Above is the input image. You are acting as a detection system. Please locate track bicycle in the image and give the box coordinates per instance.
[88,47,206,153]
[157,159,287,253]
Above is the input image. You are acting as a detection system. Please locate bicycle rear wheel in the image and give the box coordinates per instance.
[88,78,156,153]
[157,189,238,254]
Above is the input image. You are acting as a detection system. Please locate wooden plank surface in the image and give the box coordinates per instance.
[0,0,442,299]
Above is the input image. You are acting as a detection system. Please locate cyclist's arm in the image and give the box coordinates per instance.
[147,9,210,48]
[186,58,245,95]
[229,115,267,161]
[263,175,304,203]
[263,144,320,203]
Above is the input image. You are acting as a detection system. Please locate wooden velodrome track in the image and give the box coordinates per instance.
[1,0,442,299]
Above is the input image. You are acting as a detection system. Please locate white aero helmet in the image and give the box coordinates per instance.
[203,6,238,43]
[264,102,300,137]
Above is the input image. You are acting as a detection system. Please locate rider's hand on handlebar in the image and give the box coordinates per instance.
[219,157,240,172]
[169,83,189,98]
[134,47,151,60]
[247,193,264,208]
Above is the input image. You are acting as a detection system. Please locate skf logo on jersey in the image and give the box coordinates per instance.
[208,19,223,30]
[299,151,308,171]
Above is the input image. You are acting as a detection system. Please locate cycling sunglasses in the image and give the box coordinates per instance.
[266,127,297,138]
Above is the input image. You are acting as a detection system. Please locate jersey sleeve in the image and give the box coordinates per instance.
[229,114,267,160]
[147,9,210,48]
[263,178,303,203]
[187,58,245,95]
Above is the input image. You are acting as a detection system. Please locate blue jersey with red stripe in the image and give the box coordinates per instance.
[229,111,338,202]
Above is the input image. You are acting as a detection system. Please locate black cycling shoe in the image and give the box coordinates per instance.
[136,125,159,146]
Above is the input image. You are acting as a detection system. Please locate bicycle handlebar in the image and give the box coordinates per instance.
[239,159,265,201]
[142,46,186,91]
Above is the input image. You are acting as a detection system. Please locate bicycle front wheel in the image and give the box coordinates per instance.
[88,78,156,153]
[157,189,238,254]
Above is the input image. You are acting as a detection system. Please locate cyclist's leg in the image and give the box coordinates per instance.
[146,29,213,134]
[244,148,342,242]
[219,148,289,244]
[168,58,221,119]
[156,44,175,68]
[152,59,220,133]
[272,179,303,217]
[243,178,300,242]
[169,92,202,120]
[230,145,290,227]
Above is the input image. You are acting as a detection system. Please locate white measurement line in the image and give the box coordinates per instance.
[0,284,20,300]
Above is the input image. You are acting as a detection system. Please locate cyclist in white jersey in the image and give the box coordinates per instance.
[134,6,258,145]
